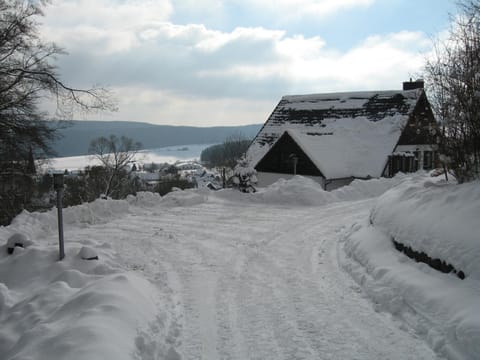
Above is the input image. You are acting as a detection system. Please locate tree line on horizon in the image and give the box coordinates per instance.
[200,133,251,169]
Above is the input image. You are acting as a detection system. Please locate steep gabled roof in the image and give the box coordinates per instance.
[248,89,423,179]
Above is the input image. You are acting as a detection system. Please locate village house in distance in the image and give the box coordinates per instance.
[246,80,439,190]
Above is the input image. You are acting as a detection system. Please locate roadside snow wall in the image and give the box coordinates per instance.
[370,178,480,279]
[214,173,412,206]
[0,192,177,360]
[341,177,480,360]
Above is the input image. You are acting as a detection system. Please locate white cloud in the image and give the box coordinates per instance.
[82,86,273,127]
[291,31,430,91]
[42,0,173,53]
[46,0,173,27]
[194,29,430,94]
[195,27,285,52]
[39,1,434,125]
[237,0,376,21]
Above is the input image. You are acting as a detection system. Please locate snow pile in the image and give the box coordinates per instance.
[340,176,480,359]
[332,172,410,201]
[371,177,480,277]
[9,199,127,242]
[219,173,411,206]
[0,192,181,360]
[8,194,163,242]
[78,246,99,260]
[6,233,33,254]
[126,191,162,207]
[256,176,336,206]
[0,242,166,360]
[160,188,208,207]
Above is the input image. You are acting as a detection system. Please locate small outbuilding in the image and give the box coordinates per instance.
[246,80,439,190]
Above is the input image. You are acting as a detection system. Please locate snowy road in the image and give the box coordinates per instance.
[66,195,437,359]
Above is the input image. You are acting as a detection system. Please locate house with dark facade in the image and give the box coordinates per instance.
[246,80,439,190]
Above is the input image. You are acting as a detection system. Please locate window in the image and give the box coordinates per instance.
[388,154,417,177]
[423,151,433,170]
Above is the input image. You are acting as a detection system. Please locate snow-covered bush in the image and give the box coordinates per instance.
[6,233,33,254]
[230,157,257,193]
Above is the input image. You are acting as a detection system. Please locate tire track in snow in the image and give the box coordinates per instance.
[65,197,438,360]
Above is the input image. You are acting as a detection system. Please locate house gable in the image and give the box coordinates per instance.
[255,132,323,177]
[397,91,438,146]
[247,87,438,184]
[247,89,423,171]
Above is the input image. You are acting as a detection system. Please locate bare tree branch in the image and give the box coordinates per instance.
[88,135,142,197]
[0,0,116,224]
[424,0,480,182]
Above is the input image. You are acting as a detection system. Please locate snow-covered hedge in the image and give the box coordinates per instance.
[370,177,480,279]
[341,176,480,359]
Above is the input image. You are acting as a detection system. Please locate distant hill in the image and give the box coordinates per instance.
[52,120,262,157]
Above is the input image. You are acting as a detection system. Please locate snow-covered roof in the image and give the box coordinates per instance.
[248,89,423,179]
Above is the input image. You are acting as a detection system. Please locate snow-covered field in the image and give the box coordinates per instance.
[0,173,478,359]
[46,144,214,171]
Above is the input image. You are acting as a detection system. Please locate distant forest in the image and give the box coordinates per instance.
[52,121,262,157]
[200,136,251,168]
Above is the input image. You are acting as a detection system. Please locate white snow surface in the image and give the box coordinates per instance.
[371,177,480,278]
[287,120,403,178]
[340,175,480,360]
[281,90,420,109]
[45,144,213,171]
[0,173,477,359]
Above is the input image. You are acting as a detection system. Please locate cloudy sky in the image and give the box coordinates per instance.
[40,0,456,127]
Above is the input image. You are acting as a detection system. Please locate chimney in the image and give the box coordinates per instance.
[403,79,424,90]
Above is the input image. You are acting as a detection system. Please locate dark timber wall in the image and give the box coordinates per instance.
[397,92,438,146]
[255,132,323,177]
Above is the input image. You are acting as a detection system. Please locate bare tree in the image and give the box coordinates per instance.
[0,0,115,224]
[0,0,115,152]
[425,0,480,182]
[88,135,142,198]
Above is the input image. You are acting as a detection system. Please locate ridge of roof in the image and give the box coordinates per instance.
[281,88,422,102]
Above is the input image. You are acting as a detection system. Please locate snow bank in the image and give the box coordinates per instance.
[127,191,162,207]
[6,192,162,242]
[340,176,480,360]
[0,192,180,360]
[213,173,411,206]
[371,177,480,279]
[160,188,208,207]
[256,176,335,205]
[332,172,411,201]
[0,242,167,360]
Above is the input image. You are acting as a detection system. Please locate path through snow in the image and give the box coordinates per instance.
[66,195,437,359]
